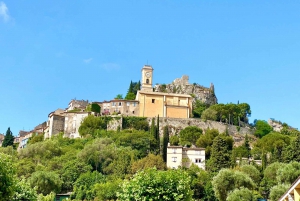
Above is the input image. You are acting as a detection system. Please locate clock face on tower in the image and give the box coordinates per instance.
[145,72,151,78]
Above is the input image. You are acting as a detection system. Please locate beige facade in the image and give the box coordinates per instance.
[64,112,89,138]
[136,65,192,118]
[98,100,139,116]
[167,145,205,170]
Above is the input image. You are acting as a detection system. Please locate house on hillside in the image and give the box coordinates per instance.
[45,109,65,139]
[67,99,89,112]
[97,100,139,116]
[167,144,205,170]
[64,112,89,138]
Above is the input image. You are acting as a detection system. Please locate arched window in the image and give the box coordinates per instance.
[146,79,149,84]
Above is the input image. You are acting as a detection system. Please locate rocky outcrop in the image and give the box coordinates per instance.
[268,119,284,132]
[154,75,217,105]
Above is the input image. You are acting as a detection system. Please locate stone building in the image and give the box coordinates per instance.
[45,109,65,139]
[136,65,192,118]
[166,144,205,169]
[98,99,139,116]
[66,99,89,112]
[0,133,4,147]
[64,112,89,138]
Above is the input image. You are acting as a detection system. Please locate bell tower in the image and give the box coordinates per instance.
[141,65,153,92]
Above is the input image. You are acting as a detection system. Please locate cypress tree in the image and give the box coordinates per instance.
[207,135,232,172]
[2,127,14,147]
[244,134,251,158]
[156,115,160,154]
[162,126,169,162]
[150,118,156,152]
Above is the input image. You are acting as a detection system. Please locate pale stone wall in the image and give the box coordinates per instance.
[107,117,123,131]
[64,112,89,138]
[107,117,253,140]
[166,146,183,169]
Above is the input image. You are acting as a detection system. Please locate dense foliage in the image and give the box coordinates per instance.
[2,115,300,200]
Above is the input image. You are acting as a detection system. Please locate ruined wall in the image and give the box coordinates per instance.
[154,75,217,105]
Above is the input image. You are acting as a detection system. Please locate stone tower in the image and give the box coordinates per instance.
[141,65,154,92]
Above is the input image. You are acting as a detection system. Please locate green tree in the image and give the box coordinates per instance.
[29,171,62,195]
[276,161,300,185]
[201,108,218,121]
[72,171,106,200]
[0,153,16,200]
[162,126,169,162]
[269,184,289,201]
[2,127,14,147]
[192,100,209,118]
[115,94,123,100]
[13,178,38,201]
[239,165,261,184]
[212,169,256,201]
[93,178,122,201]
[196,129,219,159]
[118,168,193,200]
[78,115,107,137]
[207,135,232,172]
[226,187,256,201]
[283,134,300,162]
[170,135,179,145]
[254,120,273,138]
[179,126,203,146]
[131,154,166,174]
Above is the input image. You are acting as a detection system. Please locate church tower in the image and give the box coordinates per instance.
[141,65,153,92]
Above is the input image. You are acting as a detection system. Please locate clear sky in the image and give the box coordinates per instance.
[1,0,300,135]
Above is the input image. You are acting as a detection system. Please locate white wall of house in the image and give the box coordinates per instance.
[167,145,205,170]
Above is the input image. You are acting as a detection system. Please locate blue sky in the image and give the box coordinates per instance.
[1,0,300,135]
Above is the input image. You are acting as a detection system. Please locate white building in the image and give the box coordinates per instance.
[167,144,205,170]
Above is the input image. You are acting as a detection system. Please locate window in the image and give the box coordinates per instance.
[152,99,155,103]
[132,111,135,114]
[172,157,177,162]
[195,150,201,155]
[127,102,130,106]
[133,102,137,107]
[172,148,177,153]
[146,79,149,84]
[195,158,201,163]
[119,102,122,106]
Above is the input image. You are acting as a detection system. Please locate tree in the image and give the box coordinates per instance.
[114,94,123,100]
[239,165,261,184]
[283,134,300,162]
[207,135,232,172]
[125,81,137,100]
[2,127,14,147]
[196,129,219,159]
[254,120,273,138]
[276,161,300,185]
[162,126,169,162]
[269,184,289,201]
[131,154,166,174]
[13,178,38,201]
[212,169,256,201]
[72,171,106,200]
[78,115,107,137]
[226,187,256,201]
[170,135,179,145]
[179,126,203,146]
[156,115,160,153]
[93,178,122,201]
[0,153,16,200]
[118,168,193,200]
[201,108,218,121]
[29,171,62,195]
[192,100,209,118]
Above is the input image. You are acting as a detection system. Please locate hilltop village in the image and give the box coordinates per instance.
[2,65,300,201]
[1,65,219,146]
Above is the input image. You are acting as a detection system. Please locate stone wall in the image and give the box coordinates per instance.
[107,117,254,137]
[154,75,217,105]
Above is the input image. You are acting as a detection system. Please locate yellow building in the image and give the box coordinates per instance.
[136,65,192,118]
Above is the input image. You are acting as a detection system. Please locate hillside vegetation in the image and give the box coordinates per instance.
[1,114,300,200]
